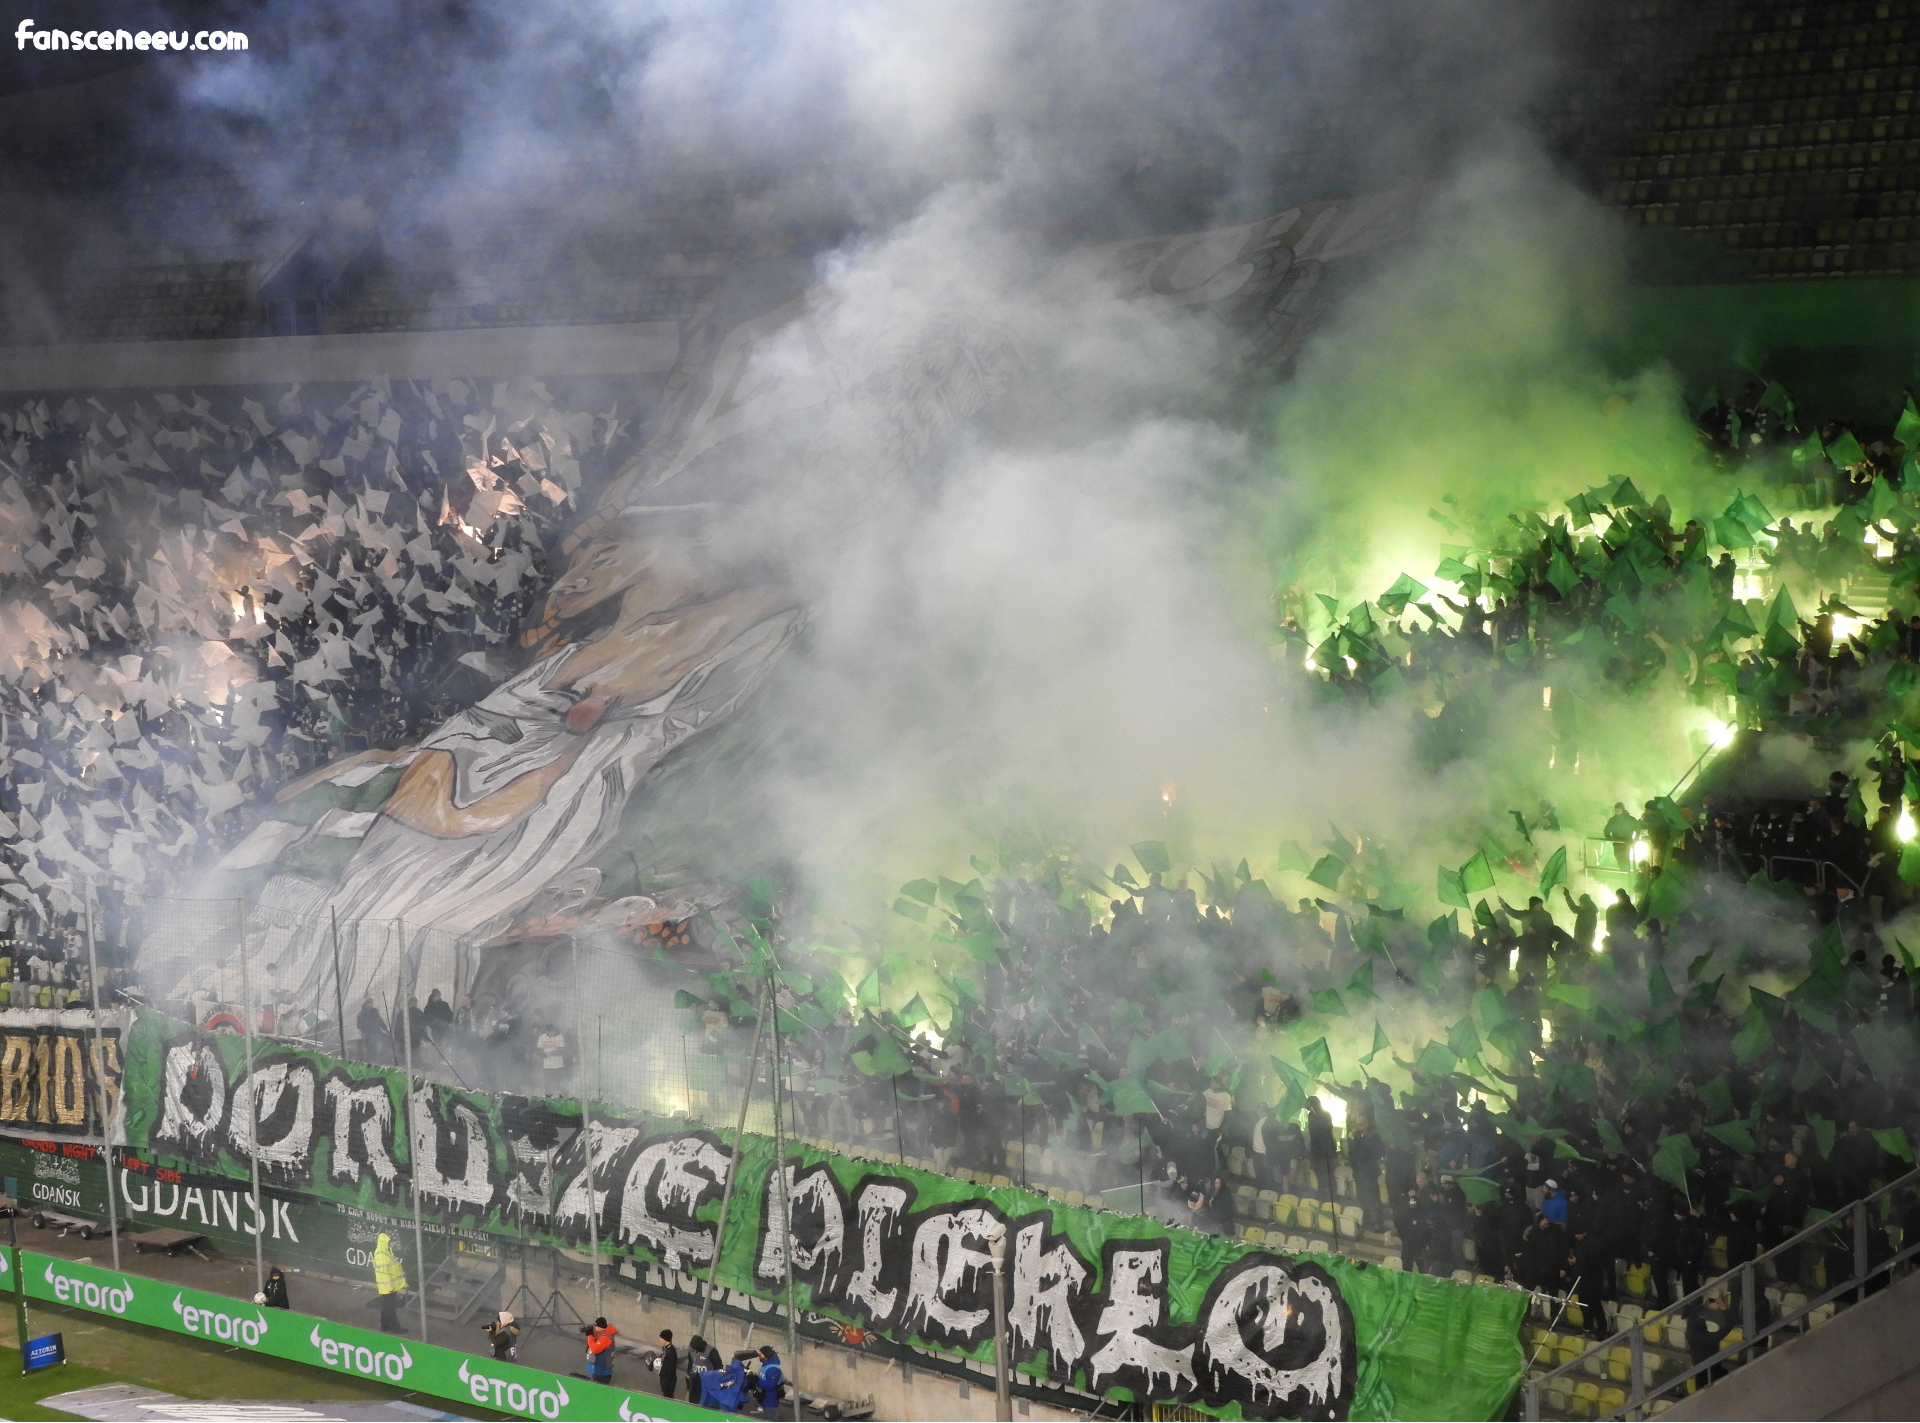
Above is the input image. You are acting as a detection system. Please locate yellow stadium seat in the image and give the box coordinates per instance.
[1243,1226,1266,1244]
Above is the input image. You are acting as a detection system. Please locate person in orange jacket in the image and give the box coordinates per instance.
[584,1316,617,1385]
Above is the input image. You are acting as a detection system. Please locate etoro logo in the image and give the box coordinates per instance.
[308,1322,413,1383]
[172,1292,271,1347]
[42,1262,133,1314]
[457,1358,570,1419]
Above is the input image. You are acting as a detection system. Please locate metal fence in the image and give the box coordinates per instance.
[1524,1164,1920,1420]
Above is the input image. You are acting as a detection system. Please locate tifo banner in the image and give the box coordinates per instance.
[86,1010,1520,1420]
[2,1248,720,1421]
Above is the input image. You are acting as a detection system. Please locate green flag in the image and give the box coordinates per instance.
[1361,1020,1391,1065]
[1455,1175,1502,1207]
[1768,584,1799,630]
[1437,866,1470,909]
[1131,841,1172,875]
[1699,1075,1734,1121]
[1874,1127,1916,1163]
[1706,1120,1758,1155]
[1648,960,1676,1009]
[1270,1055,1312,1096]
[1346,958,1378,1001]
[1896,401,1920,450]
[1826,429,1867,468]
[1651,1133,1700,1195]
[1809,1114,1836,1159]
[1415,1039,1458,1078]
[1732,1007,1774,1065]
[1594,1117,1626,1156]
[1108,1076,1160,1117]
[1473,985,1513,1027]
[1379,572,1429,614]
[1308,855,1347,890]
[1300,1037,1334,1080]
[1546,550,1580,598]
[1448,1015,1482,1060]
[1644,868,1693,924]
[1459,851,1495,894]
[1537,845,1568,897]
[1312,988,1349,1018]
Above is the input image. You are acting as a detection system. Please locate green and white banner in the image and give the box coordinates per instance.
[39,1011,1524,1420]
[2,1247,722,1421]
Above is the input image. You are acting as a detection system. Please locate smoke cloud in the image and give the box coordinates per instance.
[0,0,1725,955]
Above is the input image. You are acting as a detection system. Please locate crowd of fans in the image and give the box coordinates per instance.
[629,380,1920,1355]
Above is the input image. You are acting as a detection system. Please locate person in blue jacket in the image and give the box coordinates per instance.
[751,1345,785,1420]
[1542,1178,1569,1225]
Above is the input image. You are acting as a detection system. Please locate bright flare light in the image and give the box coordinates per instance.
[1321,1094,1347,1132]
[1708,720,1736,748]
[1629,838,1651,864]
[1900,806,1917,844]
[1542,686,1553,710]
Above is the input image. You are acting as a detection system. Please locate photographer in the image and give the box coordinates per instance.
[749,1344,786,1421]
[583,1316,617,1385]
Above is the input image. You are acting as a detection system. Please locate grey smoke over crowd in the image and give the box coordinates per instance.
[0,0,1705,925]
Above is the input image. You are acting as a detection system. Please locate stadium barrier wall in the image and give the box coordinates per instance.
[0,1246,720,1421]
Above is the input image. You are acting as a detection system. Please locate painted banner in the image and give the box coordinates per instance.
[0,1009,126,1139]
[95,1010,1523,1420]
[0,1248,722,1421]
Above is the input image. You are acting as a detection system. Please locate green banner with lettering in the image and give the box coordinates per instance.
[106,1010,1522,1420]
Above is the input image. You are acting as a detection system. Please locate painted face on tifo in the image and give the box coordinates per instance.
[543,527,720,624]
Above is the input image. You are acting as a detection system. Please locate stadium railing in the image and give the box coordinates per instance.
[1523,1163,1920,1420]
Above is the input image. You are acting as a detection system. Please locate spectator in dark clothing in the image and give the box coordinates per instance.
[1571,1227,1613,1339]
[356,999,392,1063]
[1498,1190,1533,1282]
[1305,1096,1338,1198]
[1471,1199,1506,1280]
[1517,1215,1566,1293]
[685,1335,722,1405]
[654,1330,678,1398]
[423,988,455,1039]
[1348,1115,1384,1217]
